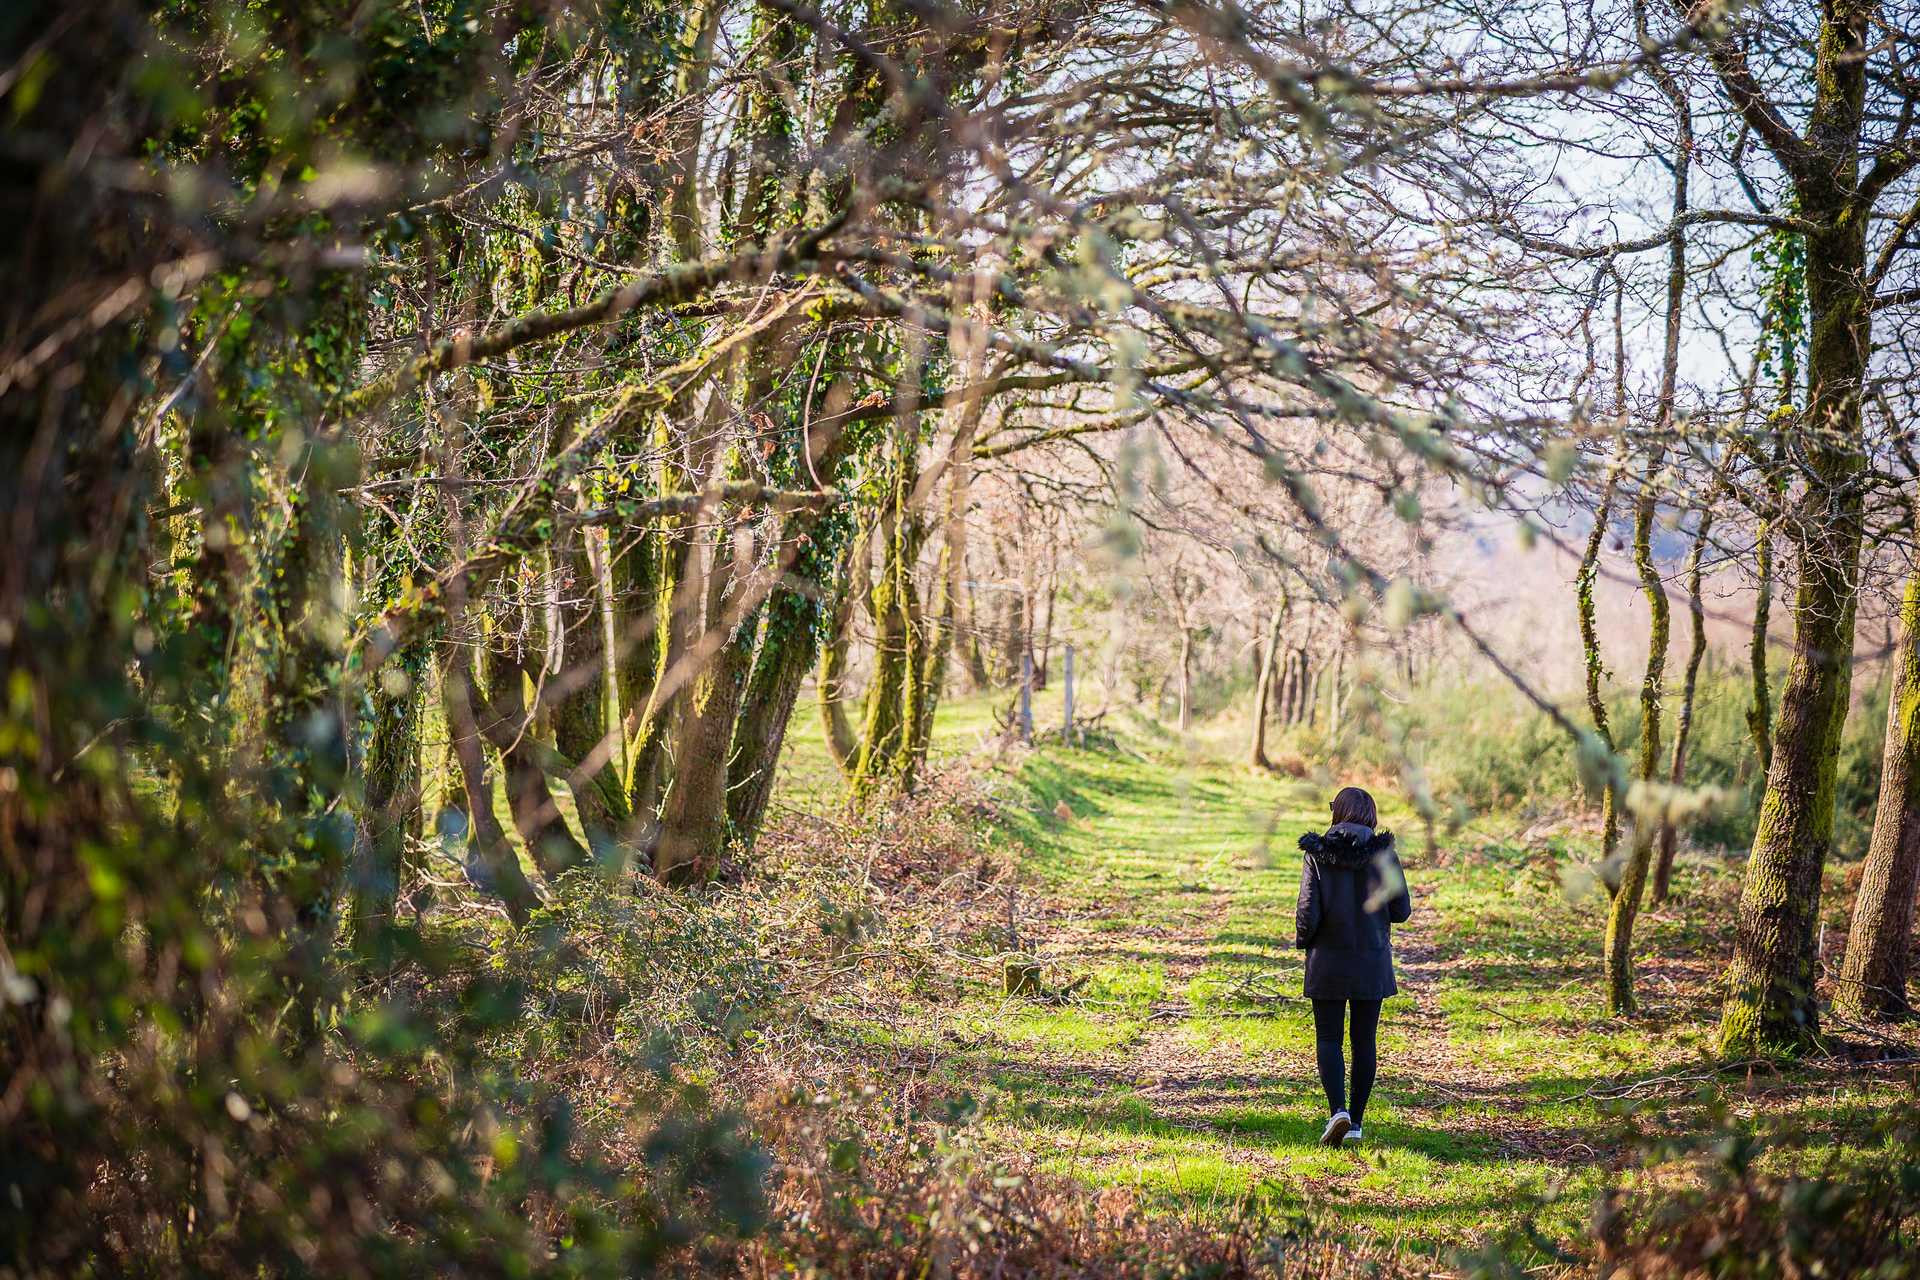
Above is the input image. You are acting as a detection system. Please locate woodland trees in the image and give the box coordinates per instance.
[3,0,1919,1270]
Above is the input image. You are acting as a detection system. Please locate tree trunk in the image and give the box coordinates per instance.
[552,529,630,856]
[1177,628,1194,733]
[1578,438,1627,866]
[611,525,659,746]
[728,513,856,842]
[1719,198,1870,1055]
[264,432,359,966]
[1653,497,1718,904]
[1284,648,1306,725]
[655,478,760,884]
[1747,476,1777,778]
[999,587,1023,685]
[1325,642,1345,727]
[348,634,426,965]
[480,635,590,879]
[662,0,722,260]
[443,647,539,924]
[628,405,709,826]
[963,582,994,690]
[818,529,868,773]
[1033,570,1057,690]
[1275,650,1295,726]
[726,617,816,841]
[908,301,989,774]
[1603,451,1670,1016]
[1835,559,1920,1017]
[851,436,926,793]
[1250,600,1285,769]
[655,621,754,884]
[1604,60,1689,1013]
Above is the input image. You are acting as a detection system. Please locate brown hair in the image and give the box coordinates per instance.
[1329,786,1377,829]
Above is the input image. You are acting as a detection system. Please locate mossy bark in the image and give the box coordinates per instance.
[654,609,755,884]
[725,616,815,841]
[479,631,590,880]
[1605,74,1689,1012]
[1603,449,1669,1016]
[818,550,865,774]
[612,505,663,778]
[441,646,539,925]
[1654,498,1718,904]
[627,426,701,827]
[1747,473,1779,778]
[1835,562,1920,1017]
[551,529,630,855]
[1577,444,1626,864]
[727,510,857,842]
[653,4,811,875]
[348,631,426,965]
[1720,189,1869,1057]
[850,439,927,795]
[908,369,987,778]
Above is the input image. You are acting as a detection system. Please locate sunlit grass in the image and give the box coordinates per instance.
[771,689,1920,1257]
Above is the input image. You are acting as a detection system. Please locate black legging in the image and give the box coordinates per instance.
[1311,997,1382,1125]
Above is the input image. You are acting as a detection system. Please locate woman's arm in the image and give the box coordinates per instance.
[1295,858,1322,948]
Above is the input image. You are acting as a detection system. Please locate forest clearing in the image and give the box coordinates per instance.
[5,0,1920,1275]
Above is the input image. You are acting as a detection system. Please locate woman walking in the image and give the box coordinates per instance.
[1295,786,1412,1147]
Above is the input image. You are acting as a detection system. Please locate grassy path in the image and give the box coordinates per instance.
[775,699,1919,1258]
[969,740,1587,1248]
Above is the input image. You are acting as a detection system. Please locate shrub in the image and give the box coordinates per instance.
[1590,1095,1920,1279]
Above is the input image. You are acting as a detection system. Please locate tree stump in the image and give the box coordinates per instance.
[1002,954,1042,997]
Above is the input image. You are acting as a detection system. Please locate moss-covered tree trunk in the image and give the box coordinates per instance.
[1693,0,1879,1060]
[1653,498,1718,904]
[851,436,927,794]
[654,605,756,883]
[726,603,820,840]
[1603,57,1687,1012]
[441,643,539,924]
[628,425,703,830]
[728,501,860,840]
[551,528,630,857]
[1577,442,1626,865]
[1720,220,1869,1054]
[1747,464,1779,779]
[907,339,988,777]
[818,531,867,774]
[265,455,357,931]
[1603,453,1670,1015]
[1835,558,1920,1017]
[478,624,591,880]
[348,627,427,966]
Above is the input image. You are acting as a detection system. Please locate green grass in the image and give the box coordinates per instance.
[769,690,1920,1259]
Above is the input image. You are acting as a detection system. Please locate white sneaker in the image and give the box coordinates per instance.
[1343,1126,1363,1146]
[1320,1111,1352,1147]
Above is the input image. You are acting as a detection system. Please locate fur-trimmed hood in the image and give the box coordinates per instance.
[1297,822,1394,870]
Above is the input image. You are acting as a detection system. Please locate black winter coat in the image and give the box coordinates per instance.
[1294,822,1412,1000]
